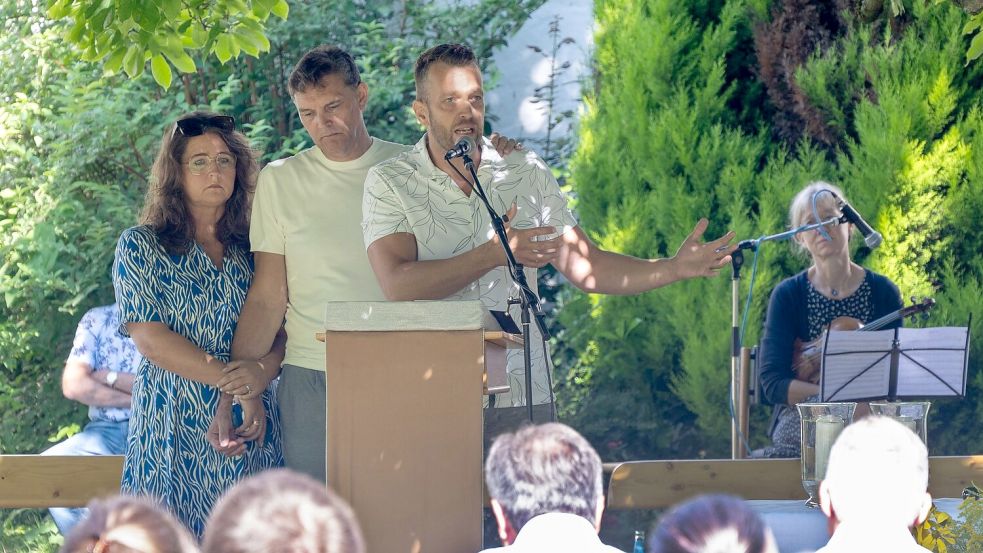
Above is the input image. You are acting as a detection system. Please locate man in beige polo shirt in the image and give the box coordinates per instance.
[228,45,519,481]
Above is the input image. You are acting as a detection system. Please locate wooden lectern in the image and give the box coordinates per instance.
[321,301,517,553]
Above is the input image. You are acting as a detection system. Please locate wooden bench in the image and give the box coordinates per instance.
[4,454,982,511]
[606,456,983,509]
[0,455,123,509]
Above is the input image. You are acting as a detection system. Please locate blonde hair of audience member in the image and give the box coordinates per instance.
[819,416,932,529]
[201,468,365,553]
[787,181,853,257]
[60,495,199,553]
[647,494,778,553]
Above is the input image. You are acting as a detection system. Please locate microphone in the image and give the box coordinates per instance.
[444,136,476,160]
[838,199,882,249]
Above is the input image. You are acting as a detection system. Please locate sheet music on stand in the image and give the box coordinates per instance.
[820,326,971,402]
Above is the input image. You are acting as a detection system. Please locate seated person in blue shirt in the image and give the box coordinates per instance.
[40,303,140,535]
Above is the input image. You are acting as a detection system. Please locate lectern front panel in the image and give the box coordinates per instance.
[325,329,485,553]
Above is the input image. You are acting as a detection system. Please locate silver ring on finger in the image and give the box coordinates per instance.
[245,384,252,394]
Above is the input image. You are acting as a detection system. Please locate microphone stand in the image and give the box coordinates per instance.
[729,215,842,459]
[460,152,550,423]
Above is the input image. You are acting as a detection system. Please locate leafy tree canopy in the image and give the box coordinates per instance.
[46,0,289,87]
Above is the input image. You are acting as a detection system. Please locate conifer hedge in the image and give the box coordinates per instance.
[557,0,983,459]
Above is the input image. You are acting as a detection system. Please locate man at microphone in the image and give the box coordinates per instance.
[362,43,736,434]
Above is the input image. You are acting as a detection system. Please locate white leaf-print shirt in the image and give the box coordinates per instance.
[69,304,141,422]
[363,135,578,407]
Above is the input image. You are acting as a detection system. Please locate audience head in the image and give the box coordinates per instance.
[142,110,256,254]
[484,422,604,543]
[646,494,777,553]
[60,495,199,553]
[201,468,365,553]
[820,415,931,529]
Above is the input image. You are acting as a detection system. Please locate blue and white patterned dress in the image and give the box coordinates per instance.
[112,225,282,537]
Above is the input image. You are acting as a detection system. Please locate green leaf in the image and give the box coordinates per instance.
[964,15,983,36]
[46,0,71,19]
[235,31,260,57]
[271,0,289,19]
[163,48,196,74]
[104,45,127,73]
[67,19,87,43]
[150,54,173,88]
[236,25,271,54]
[252,0,276,19]
[967,32,983,64]
[122,44,144,78]
[214,34,234,64]
[162,0,182,20]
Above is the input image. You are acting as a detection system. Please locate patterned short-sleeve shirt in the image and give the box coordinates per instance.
[363,135,578,406]
[68,304,141,422]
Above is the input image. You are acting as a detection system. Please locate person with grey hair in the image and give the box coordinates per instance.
[757,181,902,457]
[202,468,365,553]
[816,416,932,553]
[480,422,624,552]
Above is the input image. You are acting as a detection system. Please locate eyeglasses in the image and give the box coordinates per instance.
[186,153,237,175]
[172,114,235,138]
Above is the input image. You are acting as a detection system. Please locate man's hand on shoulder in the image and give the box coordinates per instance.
[489,133,524,157]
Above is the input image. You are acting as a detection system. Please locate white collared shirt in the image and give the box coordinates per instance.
[478,513,626,553]
[815,521,930,553]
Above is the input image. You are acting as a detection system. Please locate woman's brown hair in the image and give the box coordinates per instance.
[140,111,257,254]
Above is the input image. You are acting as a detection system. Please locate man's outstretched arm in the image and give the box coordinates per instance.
[554,219,736,295]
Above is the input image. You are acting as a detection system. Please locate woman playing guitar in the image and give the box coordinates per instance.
[757,181,903,458]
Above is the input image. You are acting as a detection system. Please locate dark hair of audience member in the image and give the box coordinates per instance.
[60,495,200,553]
[201,468,365,553]
[141,110,256,255]
[647,494,772,553]
[287,45,361,96]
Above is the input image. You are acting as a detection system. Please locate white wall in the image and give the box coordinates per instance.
[485,0,594,148]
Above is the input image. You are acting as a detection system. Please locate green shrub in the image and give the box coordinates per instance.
[559,0,983,459]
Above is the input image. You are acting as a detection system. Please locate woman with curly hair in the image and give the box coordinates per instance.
[113,112,283,537]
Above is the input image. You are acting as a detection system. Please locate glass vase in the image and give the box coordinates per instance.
[797,402,856,507]
[870,400,931,447]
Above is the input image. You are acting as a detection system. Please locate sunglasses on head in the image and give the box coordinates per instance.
[173,115,235,138]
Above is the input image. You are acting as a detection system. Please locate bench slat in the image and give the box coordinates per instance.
[607,456,983,509]
[0,455,123,509]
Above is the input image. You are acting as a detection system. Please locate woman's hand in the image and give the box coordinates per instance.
[205,395,247,457]
[217,360,267,400]
[236,396,267,447]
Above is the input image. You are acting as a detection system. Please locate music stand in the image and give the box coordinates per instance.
[820,324,971,402]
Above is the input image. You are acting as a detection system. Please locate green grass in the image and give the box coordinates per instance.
[1,510,62,553]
